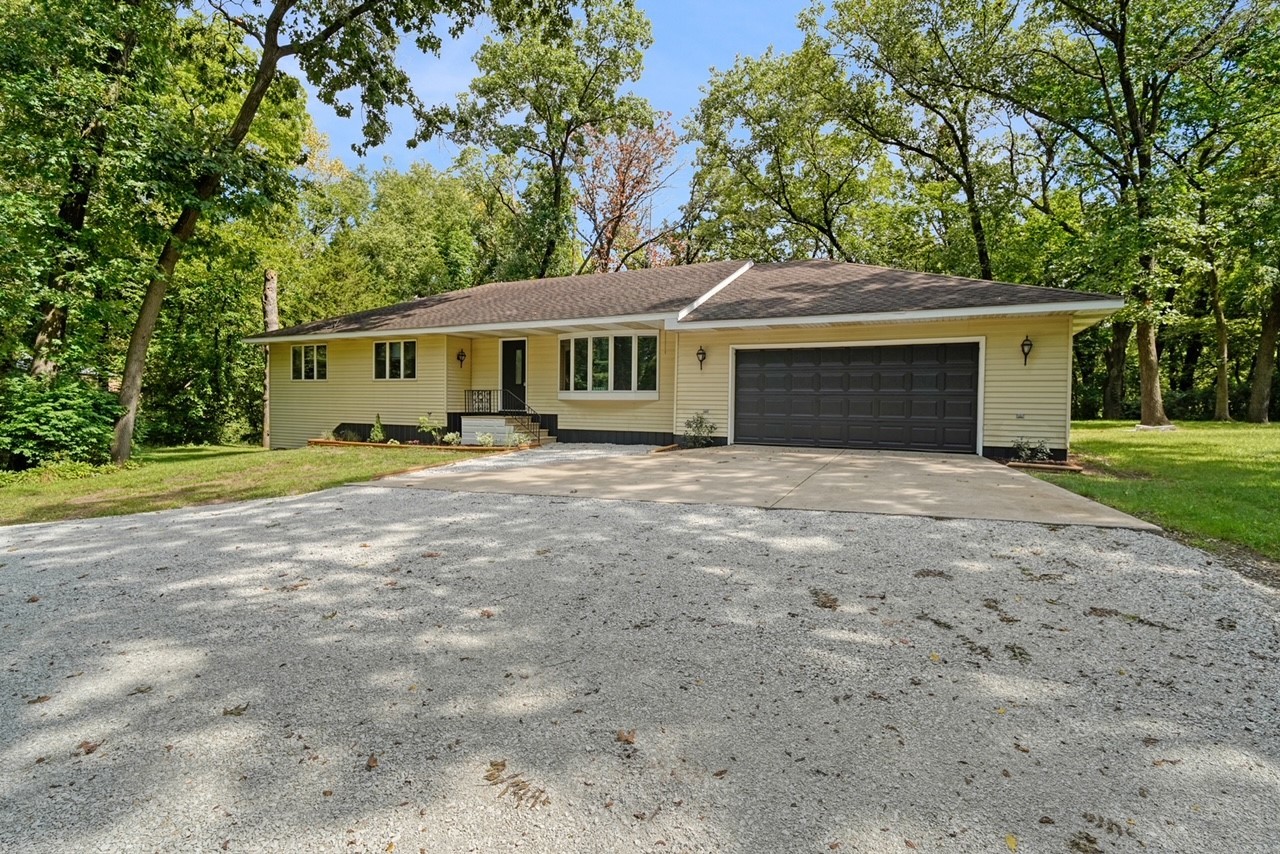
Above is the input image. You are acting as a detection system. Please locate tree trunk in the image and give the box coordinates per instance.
[111,42,281,463]
[30,155,99,376]
[1136,318,1171,426]
[262,268,279,449]
[29,304,68,376]
[961,184,993,280]
[1246,282,1280,423]
[111,204,205,462]
[1103,320,1132,419]
[1207,265,1231,421]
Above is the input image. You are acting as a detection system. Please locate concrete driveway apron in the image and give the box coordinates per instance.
[388,445,1155,530]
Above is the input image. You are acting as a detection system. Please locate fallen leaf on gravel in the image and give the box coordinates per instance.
[385,843,394,852]
[422,552,441,558]
[929,652,942,664]
[366,754,379,771]
[1152,758,1182,767]
[1005,833,1018,851]
[74,740,101,756]
[810,588,839,610]
[905,840,918,850]
[616,729,636,745]
[712,769,728,778]
[222,703,249,717]
[996,707,1007,715]
[26,695,50,704]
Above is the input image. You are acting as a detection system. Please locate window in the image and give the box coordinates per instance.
[374,340,416,380]
[558,333,658,395]
[291,344,327,381]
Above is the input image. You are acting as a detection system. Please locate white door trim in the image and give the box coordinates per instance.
[727,337,986,453]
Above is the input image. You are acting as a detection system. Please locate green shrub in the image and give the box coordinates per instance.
[369,414,386,443]
[680,412,718,449]
[417,412,445,443]
[0,375,121,470]
[1010,437,1052,462]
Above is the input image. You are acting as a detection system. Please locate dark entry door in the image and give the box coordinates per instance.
[501,339,527,410]
[733,343,979,453]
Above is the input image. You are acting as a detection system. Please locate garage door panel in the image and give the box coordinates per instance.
[735,343,979,453]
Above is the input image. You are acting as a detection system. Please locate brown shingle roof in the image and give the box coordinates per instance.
[250,260,749,339]
[247,259,1119,341]
[681,260,1113,323]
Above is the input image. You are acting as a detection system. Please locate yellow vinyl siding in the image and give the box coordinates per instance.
[471,332,676,433]
[444,335,473,413]
[267,315,1075,451]
[266,338,446,449]
[672,315,1073,451]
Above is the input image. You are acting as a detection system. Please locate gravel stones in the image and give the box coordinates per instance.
[1,476,1278,853]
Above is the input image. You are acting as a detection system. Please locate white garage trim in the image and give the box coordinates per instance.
[727,337,986,453]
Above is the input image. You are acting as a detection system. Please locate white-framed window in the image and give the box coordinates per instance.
[291,344,327,380]
[373,340,416,380]
[558,333,658,397]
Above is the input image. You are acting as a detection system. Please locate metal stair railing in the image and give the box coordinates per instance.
[464,389,544,446]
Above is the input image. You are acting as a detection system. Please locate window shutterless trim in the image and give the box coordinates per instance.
[557,332,658,397]
[372,339,417,380]
[290,344,328,381]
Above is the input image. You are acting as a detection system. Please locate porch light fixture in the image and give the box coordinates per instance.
[456,348,467,366]
[1021,335,1033,365]
[696,346,707,370]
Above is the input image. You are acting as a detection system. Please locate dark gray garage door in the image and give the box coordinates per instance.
[733,343,979,452]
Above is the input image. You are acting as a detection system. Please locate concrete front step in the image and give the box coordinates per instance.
[460,415,556,446]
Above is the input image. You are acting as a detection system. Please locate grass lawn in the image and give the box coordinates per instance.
[0,444,481,526]
[1041,421,1280,562]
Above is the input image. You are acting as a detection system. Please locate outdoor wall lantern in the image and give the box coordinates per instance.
[1021,335,1033,365]
[456,348,467,366]
[696,346,707,370]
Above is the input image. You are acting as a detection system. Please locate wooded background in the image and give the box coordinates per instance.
[2,0,1276,469]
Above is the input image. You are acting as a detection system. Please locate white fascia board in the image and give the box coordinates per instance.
[241,312,672,344]
[675,261,754,321]
[666,299,1125,331]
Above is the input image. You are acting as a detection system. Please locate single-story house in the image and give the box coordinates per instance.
[242,259,1122,460]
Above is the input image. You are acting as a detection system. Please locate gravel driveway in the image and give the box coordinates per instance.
[2,470,1278,852]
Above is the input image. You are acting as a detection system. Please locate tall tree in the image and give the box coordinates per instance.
[574,115,679,273]
[449,0,654,280]
[965,0,1264,425]
[109,0,570,462]
[0,0,175,377]
[802,0,1016,280]
[687,47,917,265]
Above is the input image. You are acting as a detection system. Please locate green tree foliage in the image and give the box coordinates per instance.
[801,0,1018,280]
[686,47,924,266]
[449,0,655,279]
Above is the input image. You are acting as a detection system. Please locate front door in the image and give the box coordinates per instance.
[501,339,527,411]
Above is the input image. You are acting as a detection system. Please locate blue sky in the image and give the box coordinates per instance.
[292,1,809,221]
